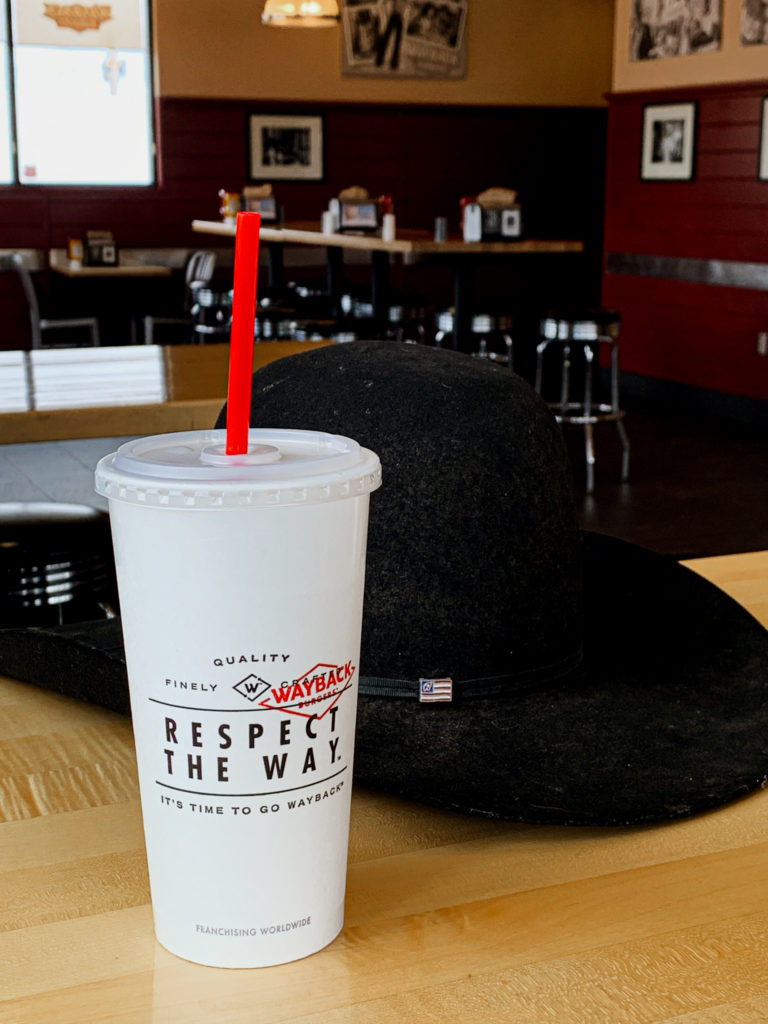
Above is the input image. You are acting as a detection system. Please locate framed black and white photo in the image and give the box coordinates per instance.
[641,102,697,181]
[341,0,467,79]
[247,113,324,182]
[760,97,768,181]
[741,0,768,45]
[630,0,721,59]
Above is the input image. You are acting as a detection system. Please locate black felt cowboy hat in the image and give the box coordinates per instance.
[2,341,767,826]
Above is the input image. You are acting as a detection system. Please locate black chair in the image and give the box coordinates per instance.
[0,253,100,348]
[141,250,218,344]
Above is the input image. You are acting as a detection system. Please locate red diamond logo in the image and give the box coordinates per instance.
[258,661,355,719]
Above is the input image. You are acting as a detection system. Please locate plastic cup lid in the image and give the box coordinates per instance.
[95,429,381,509]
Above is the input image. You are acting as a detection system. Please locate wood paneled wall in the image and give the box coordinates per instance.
[0,98,607,352]
[602,83,768,402]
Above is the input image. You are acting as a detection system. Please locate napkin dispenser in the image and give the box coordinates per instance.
[462,188,522,242]
[333,186,393,234]
[83,229,118,266]
[242,184,280,224]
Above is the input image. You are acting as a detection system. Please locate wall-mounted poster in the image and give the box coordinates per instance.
[741,0,768,44]
[341,0,467,79]
[630,0,721,60]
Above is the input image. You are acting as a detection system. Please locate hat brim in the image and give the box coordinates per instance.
[354,530,768,826]
[1,530,766,826]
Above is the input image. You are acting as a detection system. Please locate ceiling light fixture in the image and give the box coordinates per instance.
[262,1,340,27]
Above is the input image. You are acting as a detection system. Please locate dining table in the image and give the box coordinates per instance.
[1,340,334,444]
[48,251,173,279]
[191,219,585,351]
[2,548,768,1023]
[46,250,175,345]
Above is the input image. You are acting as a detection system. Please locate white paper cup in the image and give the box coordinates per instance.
[95,428,381,967]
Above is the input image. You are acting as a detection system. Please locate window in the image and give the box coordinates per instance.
[0,4,12,183]
[2,0,155,186]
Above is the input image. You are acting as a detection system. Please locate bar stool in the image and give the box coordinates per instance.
[535,307,629,493]
[0,502,117,627]
[385,300,430,345]
[435,309,514,368]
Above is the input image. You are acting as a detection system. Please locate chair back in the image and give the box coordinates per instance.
[0,253,43,348]
[185,250,216,287]
[184,250,217,315]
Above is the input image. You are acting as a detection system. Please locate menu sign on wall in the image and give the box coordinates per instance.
[341,0,467,79]
[19,1,143,48]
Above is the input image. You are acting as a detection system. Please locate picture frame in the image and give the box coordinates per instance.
[760,96,768,182]
[247,113,324,182]
[640,101,697,181]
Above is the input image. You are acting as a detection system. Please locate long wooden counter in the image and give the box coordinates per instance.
[193,219,585,352]
[192,218,586,256]
[0,341,333,444]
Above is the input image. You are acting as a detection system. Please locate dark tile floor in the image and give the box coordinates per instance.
[562,397,768,559]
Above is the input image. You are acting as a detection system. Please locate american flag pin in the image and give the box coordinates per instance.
[419,678,453,703]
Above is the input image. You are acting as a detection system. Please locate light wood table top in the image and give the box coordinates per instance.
[2,550,768,1022]
[0,340,333,444]
[192,218,585,256]
[49,263,172,278]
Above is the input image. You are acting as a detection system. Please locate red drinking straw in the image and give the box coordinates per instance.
[226,211,262,454]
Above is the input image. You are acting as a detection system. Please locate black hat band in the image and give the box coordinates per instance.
[359,646,583,704]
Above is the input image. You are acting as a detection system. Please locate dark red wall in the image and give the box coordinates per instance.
[0,97,607,246]
[0,98,607,352]
[602,82,768,401]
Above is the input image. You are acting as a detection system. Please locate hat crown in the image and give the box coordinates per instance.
[230,342,582,692]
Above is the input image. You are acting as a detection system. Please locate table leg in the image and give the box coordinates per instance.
[371,250,391,332]
[326,246,344,315]
[267,242,284,292]
[453,261,474,353]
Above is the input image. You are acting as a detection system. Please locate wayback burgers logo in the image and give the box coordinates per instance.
[233,662,355,719]
[44,4,113,32]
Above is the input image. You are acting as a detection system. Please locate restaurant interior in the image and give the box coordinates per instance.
[2,0,768,1020]
[1,0,766,553]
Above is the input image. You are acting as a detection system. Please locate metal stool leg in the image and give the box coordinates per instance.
[559,343,571,413]
[583,343,595,492]
[616,419,630,481]
[606,334,630,481]
[534,340,548,393]
[584,421,596,494]
[608,338,620,413]
[501,333,513,371]
[583,343,594,417]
